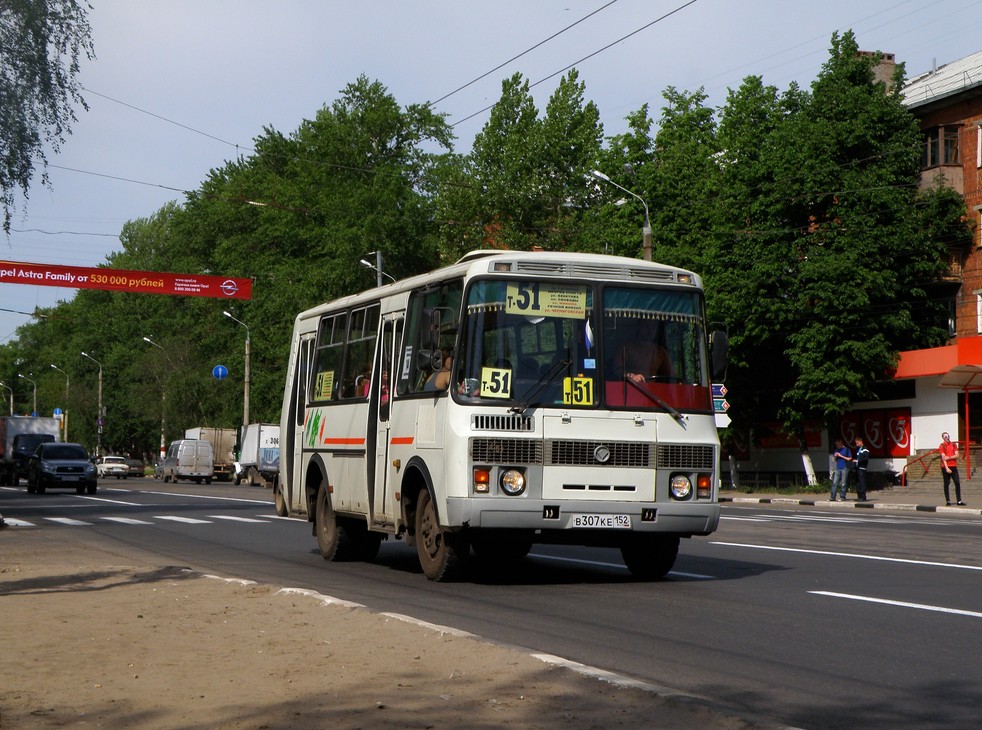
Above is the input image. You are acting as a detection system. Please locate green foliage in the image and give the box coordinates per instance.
[0,37,968,468]
[0,0,94,232]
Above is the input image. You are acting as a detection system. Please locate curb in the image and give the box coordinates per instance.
[719,496,982,515]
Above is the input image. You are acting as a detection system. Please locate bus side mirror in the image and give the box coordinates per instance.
[709,327,728,382]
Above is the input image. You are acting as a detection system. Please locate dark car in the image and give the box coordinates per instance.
[27,442,97,495]
[125,458,145,478]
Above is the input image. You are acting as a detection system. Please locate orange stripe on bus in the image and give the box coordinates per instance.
[321,437,366,446]
[390,436,414,445]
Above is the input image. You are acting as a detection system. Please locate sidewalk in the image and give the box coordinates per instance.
[720,477,982,515]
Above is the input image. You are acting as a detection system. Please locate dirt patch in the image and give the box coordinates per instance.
[1,529,768,729]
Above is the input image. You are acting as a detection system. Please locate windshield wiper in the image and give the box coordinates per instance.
[623,377,687,428]
[509,358,572,415]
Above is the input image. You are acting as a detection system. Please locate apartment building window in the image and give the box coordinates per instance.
[921,126,960,168]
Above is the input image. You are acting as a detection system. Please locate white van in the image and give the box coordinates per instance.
[160,439,214,484]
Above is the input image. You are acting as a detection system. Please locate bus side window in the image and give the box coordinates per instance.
[311,312,346,402]
[403,279,462,394]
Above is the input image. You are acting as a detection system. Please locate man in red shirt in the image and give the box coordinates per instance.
[939,432,965,506]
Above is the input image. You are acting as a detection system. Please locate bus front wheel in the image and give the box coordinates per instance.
[415,489,468,581]
[621,534,679,580]
[315,483,357,561]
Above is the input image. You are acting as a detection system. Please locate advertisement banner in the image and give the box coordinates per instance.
[0,260,252,300]
[838,408,911,458]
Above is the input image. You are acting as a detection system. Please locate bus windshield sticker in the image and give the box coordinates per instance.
[480,366,512,399]
[563,376,595,406]
[400,346,413,383]
[505,282,586,319]
[314,371,335,400]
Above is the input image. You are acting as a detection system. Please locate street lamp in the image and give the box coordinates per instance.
[592,169,652,262]
[81,352,103,457]
[17,373,36,414]
[142,337,170,459]
[50,363,69,440]
[0,381,12,415]
[360,251,396,286]
[223,311,251,427]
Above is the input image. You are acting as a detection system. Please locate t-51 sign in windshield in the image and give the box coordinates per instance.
[0,261,252,300]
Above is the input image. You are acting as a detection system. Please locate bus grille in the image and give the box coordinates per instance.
[656,444,716,470]
[471,438,542,464]
[548,440,653,467]
[471,414,534,432]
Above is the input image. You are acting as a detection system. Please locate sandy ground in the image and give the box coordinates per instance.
[0,528,774,729]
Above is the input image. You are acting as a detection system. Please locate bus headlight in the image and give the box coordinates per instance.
[669,475,692,500]
[500,469,526,496]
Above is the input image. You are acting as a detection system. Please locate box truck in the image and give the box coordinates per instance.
[234,423,280,487]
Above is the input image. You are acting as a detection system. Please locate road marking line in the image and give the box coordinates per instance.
[154,516,212,524]
[100,517,154,525]
[810,591,982,619]
[45,517,93,526]
[713,541,982,571]
[207,515,270,523]
[77,495,142,505]
[2,518,35,527]
[142,489,269,505]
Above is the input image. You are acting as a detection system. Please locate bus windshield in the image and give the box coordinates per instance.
[452,278,712,412]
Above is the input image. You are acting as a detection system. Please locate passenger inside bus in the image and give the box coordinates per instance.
[423,351,453,391]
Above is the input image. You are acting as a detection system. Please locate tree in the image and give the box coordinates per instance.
[0,0,94,232]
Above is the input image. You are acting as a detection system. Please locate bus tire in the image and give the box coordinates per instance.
[274,484,288,517]
[415,489,468,581]
[621,534,679,580]
[315,483,356,561]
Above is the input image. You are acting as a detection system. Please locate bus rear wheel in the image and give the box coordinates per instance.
[620,535,679,580]
[415,489,468,581]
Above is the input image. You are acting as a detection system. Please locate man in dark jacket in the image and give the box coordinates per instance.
[854,437,870,501]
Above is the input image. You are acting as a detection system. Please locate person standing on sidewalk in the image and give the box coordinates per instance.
[830,438,853,501]
[939,432,966,506]
[854,437,870,501]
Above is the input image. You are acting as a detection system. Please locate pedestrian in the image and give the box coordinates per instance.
[938,432,966,506]
[854,437,870,501]
[829,438,852,501]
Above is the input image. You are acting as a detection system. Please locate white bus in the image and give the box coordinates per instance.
[278,250,727,581]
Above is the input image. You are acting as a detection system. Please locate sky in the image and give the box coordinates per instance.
[5,0,982,351]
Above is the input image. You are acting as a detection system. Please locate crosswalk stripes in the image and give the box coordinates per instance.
[3,514,277,529]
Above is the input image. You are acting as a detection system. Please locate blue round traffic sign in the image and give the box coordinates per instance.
[213,364,229,380]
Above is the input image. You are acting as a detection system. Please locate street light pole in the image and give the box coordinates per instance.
[50,363,69,440]
[223,311,250,427]
[142,337,169,459]
[81,352,103,456]
[17,373,36,414]
[0,381,12,415]
[360,251,396,285]
[592,170,652,262]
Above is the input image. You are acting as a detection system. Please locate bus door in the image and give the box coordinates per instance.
[372,314,402,526]
[289,332,316,514]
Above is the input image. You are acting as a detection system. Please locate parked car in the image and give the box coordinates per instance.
[27,442,97,494]
[125,458,145,478]
[96,455,129,479]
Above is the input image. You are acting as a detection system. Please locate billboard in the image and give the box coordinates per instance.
[0,260,251,301]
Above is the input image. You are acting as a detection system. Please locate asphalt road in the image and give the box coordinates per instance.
[3,478,981,729]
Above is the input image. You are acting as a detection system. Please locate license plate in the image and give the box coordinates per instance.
[570,513,631,529]
[61,476,80,481]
